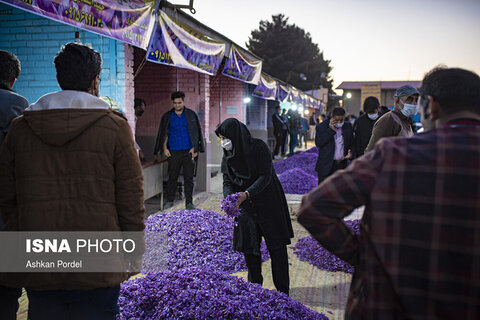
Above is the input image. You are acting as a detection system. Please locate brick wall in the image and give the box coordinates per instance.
[133,47,209,138]
[0,3,134,129]
[124,44,135,132]
[209,74,246,135]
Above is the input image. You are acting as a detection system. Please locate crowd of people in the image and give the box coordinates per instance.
[1,40,479,320]
[272,105,313,159]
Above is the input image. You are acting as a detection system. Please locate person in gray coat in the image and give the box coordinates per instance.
[0,49,28,320]
[0,50,28,146]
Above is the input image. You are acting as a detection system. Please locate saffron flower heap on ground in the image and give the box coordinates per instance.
[274,152,318,177]
[305,146,319,153]
[274,147,318,194]
[278,168,318,194]
[293,219,361,273]
[220,193,242,218]
[118,267,329,320]
[142,209,269,274]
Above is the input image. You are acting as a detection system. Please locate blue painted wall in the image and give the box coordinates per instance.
[0,3,126,110]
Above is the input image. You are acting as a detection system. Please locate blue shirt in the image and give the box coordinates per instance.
[168,110,193,151]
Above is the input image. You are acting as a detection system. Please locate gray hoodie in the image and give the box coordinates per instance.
[0,88,28,146]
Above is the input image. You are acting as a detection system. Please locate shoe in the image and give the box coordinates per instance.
[274,155,281,160]
[186,203,196,210]
[163,202,174,210]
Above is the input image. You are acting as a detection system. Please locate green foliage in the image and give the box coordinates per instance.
[247,14,333,92]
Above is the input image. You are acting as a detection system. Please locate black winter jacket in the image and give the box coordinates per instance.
[315,119,354,175]
[153,107,205,156]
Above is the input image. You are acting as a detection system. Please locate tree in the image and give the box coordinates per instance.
[247,14,333,92]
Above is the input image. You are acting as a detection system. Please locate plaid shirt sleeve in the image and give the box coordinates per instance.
[297,147,384,266]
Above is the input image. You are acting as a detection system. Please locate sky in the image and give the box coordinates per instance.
[183,0,480,91]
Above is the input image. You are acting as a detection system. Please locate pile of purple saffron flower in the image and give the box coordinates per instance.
[118,267,329,320]
[278,168,318,194]
[293,220,361,274]
[220,193,242,218]
[142,209,269,274]
[305,146,319,154]
[273,152,317,177]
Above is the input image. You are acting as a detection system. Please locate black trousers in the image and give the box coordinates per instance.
[167,150,195,205]
[27,285,120,320]
[318,160,347,185]
[273,130,287,156]
[244,245,290,295]
[0,285,21,320]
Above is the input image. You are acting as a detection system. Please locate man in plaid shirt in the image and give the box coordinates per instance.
[298,67,480,319]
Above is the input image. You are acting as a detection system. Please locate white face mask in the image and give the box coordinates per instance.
[335,122,344,128]
[368,113,379,120]
[221,138,233,151]
[400,102,418,117]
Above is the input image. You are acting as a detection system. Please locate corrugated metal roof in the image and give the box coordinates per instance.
[336,81,422,90]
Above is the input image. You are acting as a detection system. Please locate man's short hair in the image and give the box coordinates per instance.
[0,50,21,88]
[171,91,185,101]
[332,107,346,117]
[275,105,281,111]
[420,67,480,115]
[363,96,380,114]
[54,43,102,92]
[134,98,146,109]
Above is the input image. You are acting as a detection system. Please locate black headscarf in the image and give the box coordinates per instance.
[215,118,257,187]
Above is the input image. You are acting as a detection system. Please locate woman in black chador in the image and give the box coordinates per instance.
[215,118,294,294]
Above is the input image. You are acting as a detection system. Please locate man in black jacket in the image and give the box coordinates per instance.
[353,96,381,157]
[272,106,288,159]
[315,107,354,185]
[153,91,205,210]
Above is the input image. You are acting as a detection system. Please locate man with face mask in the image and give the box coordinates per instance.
[297,67,480,319]
[315,107,354,185]
[364,85,419,152]
[353,96,381,157]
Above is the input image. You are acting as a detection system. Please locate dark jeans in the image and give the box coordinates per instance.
[167,150,195,205]
[27,285,120,320]
[244,245,290,295]
[288,130,298,155]
[298,132,308,148]
[0,285,22,320]
[273,130,287,156]
[318,160,347,185]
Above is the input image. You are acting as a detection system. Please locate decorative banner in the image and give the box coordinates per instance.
[360,84,381,110]
[289,88,303,103]
[306,96,314,108]
[276,85,290,102]
[0,0,156,49]
[147,10,225,76]
[299,92,308,105]
[252,74,277,100]
[222,44,262,84]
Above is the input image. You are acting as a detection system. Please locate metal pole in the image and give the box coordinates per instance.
[218,77,222,125]
[176,69,179,91]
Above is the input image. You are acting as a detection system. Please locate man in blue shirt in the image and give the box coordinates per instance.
[154,91,205,210]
